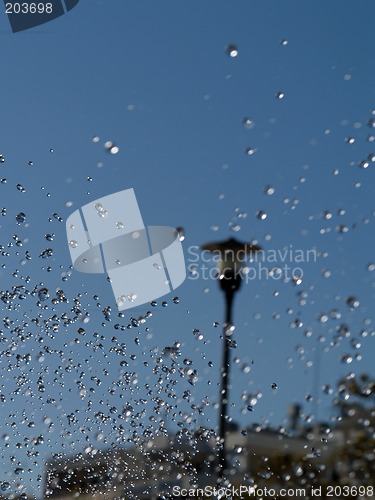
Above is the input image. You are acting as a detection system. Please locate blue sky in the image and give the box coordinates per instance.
[1,0,375,496]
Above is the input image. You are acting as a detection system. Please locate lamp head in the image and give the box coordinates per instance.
[201,237,262,280]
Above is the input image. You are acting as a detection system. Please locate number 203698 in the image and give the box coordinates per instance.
[326,485,373,497]
[5,3,53,14]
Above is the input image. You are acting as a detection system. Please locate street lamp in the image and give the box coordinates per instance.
[201,237,262,483]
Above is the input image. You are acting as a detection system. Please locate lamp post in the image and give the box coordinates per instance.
[201,237,261,484]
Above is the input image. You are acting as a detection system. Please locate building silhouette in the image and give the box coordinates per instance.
[44,402,375,499]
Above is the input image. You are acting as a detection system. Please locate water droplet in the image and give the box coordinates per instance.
[0,155,5,163]
[69,240,78,248]
[16,184,25,192]
[318,313,329,323]
[276,91,285,99]
[257,210,267,220]
[264,185,275,195]
[116,221,124,229]
[328,309,340,320]
[172,296,180,304]
[116,295,126,306]
[336,224,348,233]
[245,147,256,156]
[39,247,53,258]
[176,226,185,241]
[280,39,288,46]
[243,117,254,129]
[15,212,26,224]
[346,296,360,310]
[162,344,180,359]
[187,369,198,386]
[359,160,370,169]
[341,354,353,364]
[323,210,333,220]
[94,202,108,218]
[271,383,278,390]
[115,259,121,265]
[104,141,119,154]
[322,269,331,278]
[226,44,238,58]
[351,338,361,349]
[345,136,355,144]
[49,148,54,153]
[91,135,100,143]
[224,322,235,337]
[193,328,203,340]
[230,223,241,232]
[38,288,49,301]
[53,212,63,222]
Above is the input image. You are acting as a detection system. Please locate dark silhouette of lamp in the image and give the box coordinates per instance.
[201,237,262,483]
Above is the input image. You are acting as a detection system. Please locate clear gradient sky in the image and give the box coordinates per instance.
[0,1,375,497]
